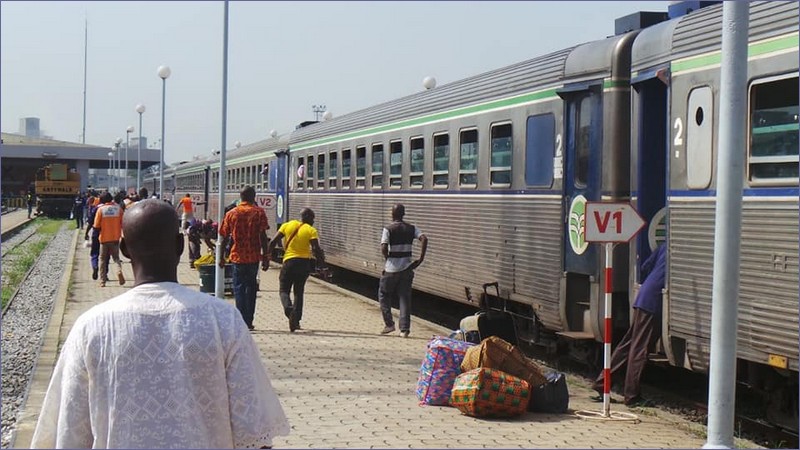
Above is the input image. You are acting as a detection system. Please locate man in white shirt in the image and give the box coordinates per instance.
[31,199,290,449]
[378,204,428,338]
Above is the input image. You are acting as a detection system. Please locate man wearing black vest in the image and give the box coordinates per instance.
[379,203,428,338]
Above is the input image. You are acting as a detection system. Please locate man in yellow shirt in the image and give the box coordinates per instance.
[267,208,325,332]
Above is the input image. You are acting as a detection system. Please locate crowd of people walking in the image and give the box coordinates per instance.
[33,184,432,448]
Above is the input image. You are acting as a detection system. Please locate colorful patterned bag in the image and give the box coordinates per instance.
[416,337,475,406]
[460,335,547,389]
[450,367,531,417]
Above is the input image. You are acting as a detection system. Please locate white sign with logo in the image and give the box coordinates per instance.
[585,202,645,243]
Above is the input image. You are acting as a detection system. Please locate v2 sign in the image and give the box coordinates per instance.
[585,202,646,243]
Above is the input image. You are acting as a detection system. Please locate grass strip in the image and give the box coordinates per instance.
[1,219,64,309]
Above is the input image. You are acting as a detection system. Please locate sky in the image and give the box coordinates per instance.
[2,1,669,164]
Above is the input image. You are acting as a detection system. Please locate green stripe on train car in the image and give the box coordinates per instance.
[291,87,561,151]
[672,33,798,74]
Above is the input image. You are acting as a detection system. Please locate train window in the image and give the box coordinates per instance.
[307,155,314,189]
[356,146,366,189]
[459,128,478,187]
[389,140,402,188]
[329,151,338,189]
[525,113,555,187]
[686,86,713,189]
[409,137,424,188]
[575,96,592,187]
[317,153,326,189]
[371,144,383,189]
[297,156,305,190]
[490,123,512,186]
[342,148,352,189]
[748,75,799,185]
[433,133,449,188]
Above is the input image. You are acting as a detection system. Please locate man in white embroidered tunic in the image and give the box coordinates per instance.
[31,199,290,449]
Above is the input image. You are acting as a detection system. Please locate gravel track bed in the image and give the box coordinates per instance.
[1,224,39,258]
[1,226,73,448]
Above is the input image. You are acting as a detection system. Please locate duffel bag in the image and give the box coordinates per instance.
[416,336,475,406]
[528,371,569,413]
[450,367,530,418]
[448,328,481,345]
[460,335,547,389]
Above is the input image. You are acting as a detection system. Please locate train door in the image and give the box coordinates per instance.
[560,86,602,334]
[274,149,289,227]
[632,74,668,279]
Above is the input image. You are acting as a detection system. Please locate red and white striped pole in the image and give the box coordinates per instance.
[603,242,614,417]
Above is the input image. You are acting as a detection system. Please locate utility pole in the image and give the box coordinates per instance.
[703,2,749,448]
[82,16,88,144]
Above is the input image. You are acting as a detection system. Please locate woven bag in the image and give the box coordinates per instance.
[416,337,475,406]
[450,367,530,417]
[460,336,547,389]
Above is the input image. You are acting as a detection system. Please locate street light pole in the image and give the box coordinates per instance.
[135,104,145,193]
[126,126,134,193]
[215,0,230,298]
[108,151,114,191]
[115,138,123,191]
[157,65,171,199]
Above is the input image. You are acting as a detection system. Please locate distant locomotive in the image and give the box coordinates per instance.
[34,163,80,218]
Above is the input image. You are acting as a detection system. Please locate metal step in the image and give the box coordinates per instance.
[648,353,670,365]
[556,331,595,340]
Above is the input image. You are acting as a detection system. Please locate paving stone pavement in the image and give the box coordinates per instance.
[16,229,759,449]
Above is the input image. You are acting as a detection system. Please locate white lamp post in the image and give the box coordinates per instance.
[107,151,114,191]
[157,65,171,199]
[115,137,123,191]
[125,126,134,193]
[135,104,145,192]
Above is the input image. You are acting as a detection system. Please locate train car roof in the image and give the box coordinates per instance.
[670,1,797,65]
[562,33,637,84]
[630,1,797,82]
[167,134,290,176]
[289,46,573,146]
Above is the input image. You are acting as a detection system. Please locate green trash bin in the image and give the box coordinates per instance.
[198,264,235,295]
[198,264,216,293]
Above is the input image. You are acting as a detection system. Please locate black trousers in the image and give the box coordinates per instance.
[279,258,312,323]
[592,308,661,403]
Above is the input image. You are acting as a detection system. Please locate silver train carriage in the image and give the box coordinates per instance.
[285,32,642,349]
[630,1,798,427]
[148,135,290,226]
[162,1,798,424]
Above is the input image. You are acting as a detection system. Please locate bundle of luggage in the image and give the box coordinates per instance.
[416,328,570,418]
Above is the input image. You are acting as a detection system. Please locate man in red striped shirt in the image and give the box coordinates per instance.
[218,186,270,330]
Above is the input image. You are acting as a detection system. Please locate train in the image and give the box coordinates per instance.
[33,163,81,218]
[146,1,798,428]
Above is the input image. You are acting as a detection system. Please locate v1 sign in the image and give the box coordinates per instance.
[585,202,646,243]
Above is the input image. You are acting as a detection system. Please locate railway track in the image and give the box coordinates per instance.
[1,225,39,259]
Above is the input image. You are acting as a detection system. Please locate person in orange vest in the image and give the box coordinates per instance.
[93,192,125,287]
[176,193,194,233]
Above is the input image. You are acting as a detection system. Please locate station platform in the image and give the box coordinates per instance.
[13,229,744,449]
[1,209,34,236]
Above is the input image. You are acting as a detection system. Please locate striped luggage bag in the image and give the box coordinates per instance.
[460,335,547,389]
[449,367,531,418]
[416,337,475,405]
